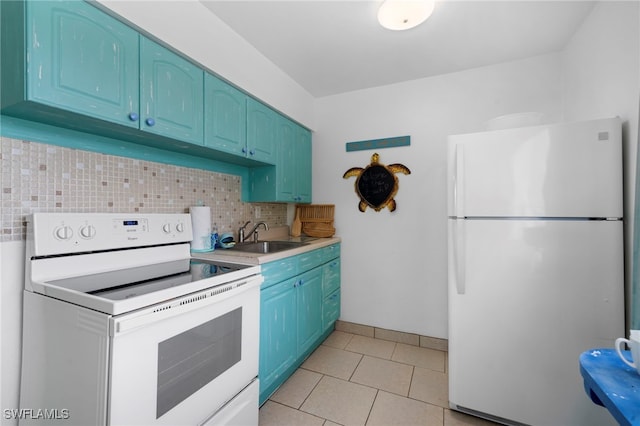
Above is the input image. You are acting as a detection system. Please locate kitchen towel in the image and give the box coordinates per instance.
[189,206,213,252]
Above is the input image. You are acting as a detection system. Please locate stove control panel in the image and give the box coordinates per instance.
[29,213,193,256]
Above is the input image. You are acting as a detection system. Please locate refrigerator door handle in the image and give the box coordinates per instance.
[453,145,464,218]
[453,219,466,295]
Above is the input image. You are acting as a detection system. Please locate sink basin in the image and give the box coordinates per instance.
[228,240,308,254]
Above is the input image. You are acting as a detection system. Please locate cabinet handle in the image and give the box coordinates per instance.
[145,118,156,127]
[128,112,139,122]
[242,147,247,154]
[249,150,255,156]
[298,279,304,287]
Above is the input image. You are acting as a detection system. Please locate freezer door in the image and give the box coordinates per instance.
[448,219,623,426]
[447,117,622,218]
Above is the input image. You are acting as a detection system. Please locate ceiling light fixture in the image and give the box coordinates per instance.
[377,0,435,31]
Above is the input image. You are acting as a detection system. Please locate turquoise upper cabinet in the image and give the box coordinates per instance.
[205,75,276,164]
[247,98,277,164]
[1,1,204,146]
[1,0,139,127]
[293,125,312,203]
[140,37,204,145]
[204,73,247,155]
[276,118,297,201]
[248,117,312,203]
[275,118,312,203]
[1,0,308,179]
[277,119,312,203]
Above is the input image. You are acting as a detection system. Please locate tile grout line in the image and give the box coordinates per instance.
[292,370,327,421]
[364,388,380,426]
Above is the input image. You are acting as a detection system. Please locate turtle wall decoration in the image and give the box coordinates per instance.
[343,152,411,212]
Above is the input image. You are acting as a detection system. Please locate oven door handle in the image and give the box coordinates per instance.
[111,277,262,335]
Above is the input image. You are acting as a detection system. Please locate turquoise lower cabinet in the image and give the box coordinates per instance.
[323,290,341,330]
[259,243,341,405]
[296,268,323,355]
[259,278,297,394]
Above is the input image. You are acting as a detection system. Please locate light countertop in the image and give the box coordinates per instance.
[191,231,341,265]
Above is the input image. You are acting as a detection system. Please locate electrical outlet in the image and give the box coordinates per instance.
[255,206,261,218]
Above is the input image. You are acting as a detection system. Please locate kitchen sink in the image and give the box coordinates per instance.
[228,240,309,254]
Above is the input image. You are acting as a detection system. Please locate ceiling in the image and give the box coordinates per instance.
[200,1,596,98]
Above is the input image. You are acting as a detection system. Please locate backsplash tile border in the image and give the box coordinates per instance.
[0,136,287,242]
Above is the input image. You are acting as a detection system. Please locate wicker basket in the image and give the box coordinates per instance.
[302,222,336,238]
[297,204,334,222]
[296,204,335,237]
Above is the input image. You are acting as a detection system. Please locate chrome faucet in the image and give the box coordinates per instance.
[238,221,250,243]
[238,221,269,242]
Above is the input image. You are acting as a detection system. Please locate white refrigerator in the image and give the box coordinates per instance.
[447,117,624,426]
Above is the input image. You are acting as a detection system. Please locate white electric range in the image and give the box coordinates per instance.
[20,213,262,426]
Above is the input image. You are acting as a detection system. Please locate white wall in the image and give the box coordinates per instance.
[312,1,639,339]
[561,1,640,327]
[313,54,563,337]
[1,242,25,422]
[96,0,316,129]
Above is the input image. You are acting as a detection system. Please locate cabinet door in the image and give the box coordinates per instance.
[294,126,312,203]
[28,0,139,127]
[296,268,323,355]
[140,37,203,145]
[247,98,276,164]
[276,119,312,203]
[259,278,297,398]
[204,73,246,156]
[277,117,296,201]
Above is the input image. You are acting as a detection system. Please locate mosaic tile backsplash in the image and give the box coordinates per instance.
[0,137,287,242]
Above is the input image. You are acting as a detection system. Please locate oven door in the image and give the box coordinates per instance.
[108,275,261,426]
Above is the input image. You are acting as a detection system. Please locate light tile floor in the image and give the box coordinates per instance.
[259,330,499,426]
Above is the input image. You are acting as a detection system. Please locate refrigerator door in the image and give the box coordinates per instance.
[448,218,623,426]
[447,117,622,219]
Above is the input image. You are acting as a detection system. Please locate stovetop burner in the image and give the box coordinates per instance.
[86,259,250,301]
[26,213,260,315]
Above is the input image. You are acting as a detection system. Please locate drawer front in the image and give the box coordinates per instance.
[298,248,324,272]
[320,243,341,263]
[323,289,341,330]
[322,258,341,296]
[261,255,299,288]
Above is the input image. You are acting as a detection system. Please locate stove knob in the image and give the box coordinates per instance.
[176,223,184,233]
[54,225,73,240]
[79,225,96,239]
[162,223,171,234]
